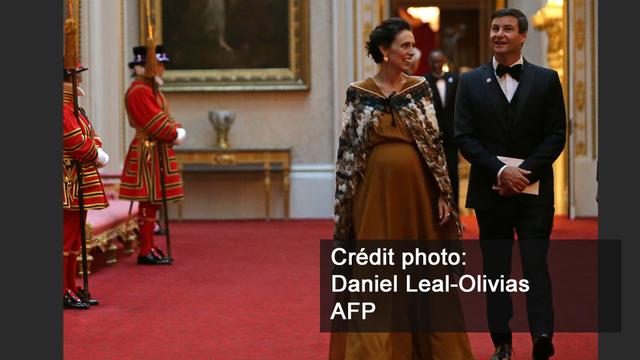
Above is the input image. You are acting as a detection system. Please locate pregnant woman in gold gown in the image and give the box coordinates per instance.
[329,18,474,360]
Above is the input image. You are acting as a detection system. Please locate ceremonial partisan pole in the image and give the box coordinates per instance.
[144,0,173,262]
[64,0,92,297]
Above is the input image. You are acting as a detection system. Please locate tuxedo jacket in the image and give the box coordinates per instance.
[454,60,566,209]
[425,72,459,151]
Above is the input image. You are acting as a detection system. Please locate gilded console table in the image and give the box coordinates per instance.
[174,147,291,220]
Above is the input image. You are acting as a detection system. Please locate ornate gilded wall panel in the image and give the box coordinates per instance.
[353,0,386,80]
[571,0,596,159]
[569,0,598,216]
[533,0,569,215]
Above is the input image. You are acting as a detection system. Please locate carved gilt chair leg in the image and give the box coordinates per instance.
[76,254,94,277]
[123,221,139,255]
[123,232,135,255]
[106,240,118,265]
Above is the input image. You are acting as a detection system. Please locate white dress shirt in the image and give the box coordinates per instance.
[436,78,446,108]
[493,56,524,182]
[492,56,523,103]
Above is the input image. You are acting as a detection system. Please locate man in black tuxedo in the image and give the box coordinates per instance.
[455,8,566,360]
[425,49,460,208]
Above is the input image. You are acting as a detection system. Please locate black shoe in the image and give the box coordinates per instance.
[490,343,512,360]
[75,288,99,306]
[150,247,173,264]
[137,252,172,265]
[63,290,89,310]
[532,334,554,360]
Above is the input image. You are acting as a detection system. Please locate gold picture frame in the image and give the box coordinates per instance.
[138,0,310,92]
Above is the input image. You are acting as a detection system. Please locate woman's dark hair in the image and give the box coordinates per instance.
[491,8,528,33]
[366,17,411,64]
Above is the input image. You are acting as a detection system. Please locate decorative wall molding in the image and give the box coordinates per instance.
[570,0,596,159]
[569,0,598,217]
[353,0,387,81]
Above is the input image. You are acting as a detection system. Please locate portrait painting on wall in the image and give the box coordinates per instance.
[141,0,310,92]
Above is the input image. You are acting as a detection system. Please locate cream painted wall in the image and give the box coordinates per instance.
[166,89,332,164]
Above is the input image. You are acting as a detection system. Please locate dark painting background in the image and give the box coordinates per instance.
[162,0,290,70]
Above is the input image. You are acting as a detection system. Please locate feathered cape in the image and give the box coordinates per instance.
[333,76,461,241]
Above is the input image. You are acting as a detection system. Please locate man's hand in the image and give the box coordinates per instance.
[498,166,531,193]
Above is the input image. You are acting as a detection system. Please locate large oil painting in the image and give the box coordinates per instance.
[140,0,309,91]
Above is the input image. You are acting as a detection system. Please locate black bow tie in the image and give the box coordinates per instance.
[496,63,523,81]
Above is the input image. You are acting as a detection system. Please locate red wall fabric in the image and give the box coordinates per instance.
[412,22,437,76]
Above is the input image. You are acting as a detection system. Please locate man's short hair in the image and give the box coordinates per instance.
[428,49,445,62]
[491,8,528,33]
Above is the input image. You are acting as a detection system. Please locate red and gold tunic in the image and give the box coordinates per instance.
[119,77,184,204]
[63,92,109,210]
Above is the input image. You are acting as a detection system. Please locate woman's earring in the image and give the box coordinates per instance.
[383,55,389,62]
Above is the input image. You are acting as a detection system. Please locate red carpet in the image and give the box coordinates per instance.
[64,217,597,359]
